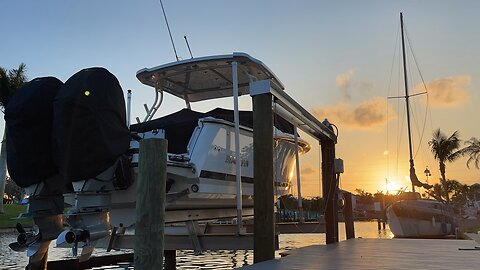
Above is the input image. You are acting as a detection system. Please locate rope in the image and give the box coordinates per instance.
[404,24,430,161]
[385,20,401,183]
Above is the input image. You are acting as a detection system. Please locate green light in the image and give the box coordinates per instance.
[84,90,90,96]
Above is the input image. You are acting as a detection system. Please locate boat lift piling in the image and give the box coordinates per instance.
[134,138,168,270]
[250,79,339,262]
[322,137,338,244]
[252,92,276,263]
[344,192,356,239]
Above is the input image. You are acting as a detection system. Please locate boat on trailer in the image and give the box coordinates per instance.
[6,53,311,264]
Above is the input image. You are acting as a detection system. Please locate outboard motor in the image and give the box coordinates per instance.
[5,77,65,269]
[53,67,131,261]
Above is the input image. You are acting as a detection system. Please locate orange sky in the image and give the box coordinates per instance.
[2,1,479,198]
[294,74,479,197]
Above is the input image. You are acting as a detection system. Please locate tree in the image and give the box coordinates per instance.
[428,129,462,205]
[462,137,480,169]
[4,176,24,203]
[447,179,469,213]
[0,63,27,213]
[426,183,445,202]
[354,189,374,204]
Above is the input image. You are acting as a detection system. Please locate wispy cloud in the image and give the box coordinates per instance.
[301,165,317,175]
[415,75,470,108]
[336,69,355,100]
[311,97,396,131]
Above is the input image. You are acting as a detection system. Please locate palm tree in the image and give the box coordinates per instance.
[0,63,27,213]
[428,129,462,205]
[462,137,480,169]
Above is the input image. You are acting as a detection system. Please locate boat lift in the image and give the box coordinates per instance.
[133,53,340,258]
[58,53,339,258]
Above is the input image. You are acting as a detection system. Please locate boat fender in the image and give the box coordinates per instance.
[432,216,436,226]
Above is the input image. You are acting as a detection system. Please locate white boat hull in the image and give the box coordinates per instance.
[106,116,308,227]
[386,198,454,238]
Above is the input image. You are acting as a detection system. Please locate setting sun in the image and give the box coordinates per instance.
[386,181,400,192]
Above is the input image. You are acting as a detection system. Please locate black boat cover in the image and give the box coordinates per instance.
[131,107,294,154]
[53,67,130,181]
[5,77,63,187]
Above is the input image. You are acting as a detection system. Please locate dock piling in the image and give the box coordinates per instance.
[344,192,355,239]
[253,93,275,263]
[134,138,167,270]
[321,139,338,244]
[164,250,176,270]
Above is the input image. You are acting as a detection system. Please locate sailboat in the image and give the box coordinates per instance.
[385,13,455,238]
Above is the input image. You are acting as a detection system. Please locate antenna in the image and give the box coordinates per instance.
[159,0,179,61]
[184,35,194,58]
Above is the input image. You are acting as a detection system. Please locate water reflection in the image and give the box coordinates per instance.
[0,221,392,269]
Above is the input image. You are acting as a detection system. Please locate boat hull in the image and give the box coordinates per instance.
[386,199,454,238]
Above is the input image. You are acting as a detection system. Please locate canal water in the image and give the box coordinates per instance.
[0,221,392,269]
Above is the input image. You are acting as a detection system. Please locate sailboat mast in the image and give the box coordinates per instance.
[400,12,416,192]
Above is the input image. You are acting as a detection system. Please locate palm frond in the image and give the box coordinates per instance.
[462,137,480,169]
[447,150,463,162]
[0,63,28,108]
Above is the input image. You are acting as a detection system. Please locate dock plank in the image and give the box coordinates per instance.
[237,238,480,270]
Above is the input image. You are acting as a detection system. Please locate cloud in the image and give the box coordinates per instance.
[336,69,355,100]
[414,75,470,108]
[301,165,317,175]
[311,97,396,131]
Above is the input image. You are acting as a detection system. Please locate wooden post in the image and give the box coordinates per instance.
[134,138,167,270]
[164,250,176,270]
[253,93,275,263]
[344,192,355,239]
[321,139,338,244]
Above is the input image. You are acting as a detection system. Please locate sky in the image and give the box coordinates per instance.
[1,0,479,197]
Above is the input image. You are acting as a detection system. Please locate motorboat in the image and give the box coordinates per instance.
[6,53,311,264]
[112,53,311,227]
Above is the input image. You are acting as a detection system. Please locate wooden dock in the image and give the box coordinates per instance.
[237,238,480,269]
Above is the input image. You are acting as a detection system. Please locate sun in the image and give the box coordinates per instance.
[386,181,400,193]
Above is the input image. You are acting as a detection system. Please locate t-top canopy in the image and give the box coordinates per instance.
[136,52,284,102]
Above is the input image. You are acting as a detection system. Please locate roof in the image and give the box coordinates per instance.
[136,52,284,102]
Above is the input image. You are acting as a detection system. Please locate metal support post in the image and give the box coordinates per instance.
[232,61,244,234]
[294,127,304,223]
[126,90,132,128]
